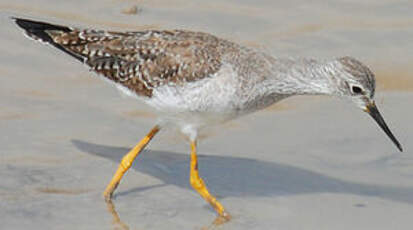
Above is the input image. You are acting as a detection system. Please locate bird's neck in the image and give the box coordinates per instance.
[265,58,339,96]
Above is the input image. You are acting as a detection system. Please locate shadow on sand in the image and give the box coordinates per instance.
[72,139,413,205]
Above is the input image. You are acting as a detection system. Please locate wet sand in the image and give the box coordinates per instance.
[1,1,412,229]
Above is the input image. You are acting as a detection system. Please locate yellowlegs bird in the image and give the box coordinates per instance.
[14,17,402,223]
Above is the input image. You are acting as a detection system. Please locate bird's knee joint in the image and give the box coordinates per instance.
[120,155,133,170]
[190,176,203,190]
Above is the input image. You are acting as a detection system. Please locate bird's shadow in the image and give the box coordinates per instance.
[72,139,413,205]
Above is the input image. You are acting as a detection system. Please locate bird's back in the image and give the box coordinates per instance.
[14,18,245,98]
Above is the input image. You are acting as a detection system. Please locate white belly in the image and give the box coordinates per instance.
[145,64,242,127]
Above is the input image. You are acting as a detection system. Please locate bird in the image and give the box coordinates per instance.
[14,17,403,223]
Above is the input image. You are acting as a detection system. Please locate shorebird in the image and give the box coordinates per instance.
[14,17,402,223]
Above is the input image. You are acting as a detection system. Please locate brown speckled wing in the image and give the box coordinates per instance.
[47,29,224,97]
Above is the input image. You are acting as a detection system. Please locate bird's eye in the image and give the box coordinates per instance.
[351,86,363,94]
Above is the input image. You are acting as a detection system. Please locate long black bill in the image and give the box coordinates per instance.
[366,102,403,152]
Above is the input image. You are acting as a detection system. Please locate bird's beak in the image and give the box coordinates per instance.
[365,101,403,152]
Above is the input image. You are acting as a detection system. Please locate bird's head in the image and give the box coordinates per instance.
[331,56,402,152]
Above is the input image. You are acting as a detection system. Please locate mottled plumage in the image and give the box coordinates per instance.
[20,19,237,97]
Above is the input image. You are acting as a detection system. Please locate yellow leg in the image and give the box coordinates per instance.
[103,125,160,201]
[189,140,231,224]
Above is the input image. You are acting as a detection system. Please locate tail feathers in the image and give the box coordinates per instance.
[13,17,83,62]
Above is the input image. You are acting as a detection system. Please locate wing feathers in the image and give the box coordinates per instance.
[15,18,227,97]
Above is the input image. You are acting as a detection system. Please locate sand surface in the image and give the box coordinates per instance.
[0,1,412,229]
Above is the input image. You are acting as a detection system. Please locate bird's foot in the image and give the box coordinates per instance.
[213,211,231,225]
